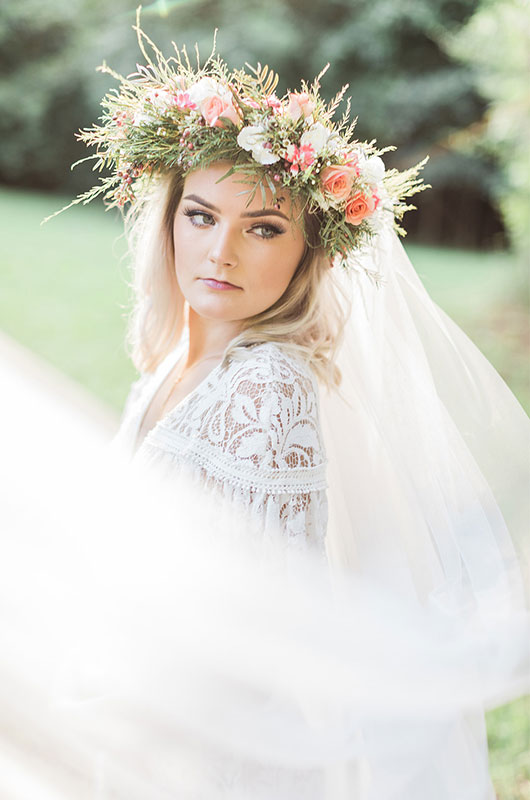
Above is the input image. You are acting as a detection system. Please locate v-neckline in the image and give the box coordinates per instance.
[132,334,225,455]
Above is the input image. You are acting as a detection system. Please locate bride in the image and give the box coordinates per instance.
[113,158,332,551]
[27,12,528,799]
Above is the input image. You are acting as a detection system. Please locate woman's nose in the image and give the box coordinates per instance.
[208,225,238,268]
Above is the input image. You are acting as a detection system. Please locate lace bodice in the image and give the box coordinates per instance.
[112,337,328,551]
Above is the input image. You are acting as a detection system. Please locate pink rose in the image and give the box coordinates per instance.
[345,191,379,225]
[201,94,240,127]
[286,91,315,122]
[320,165,356,201]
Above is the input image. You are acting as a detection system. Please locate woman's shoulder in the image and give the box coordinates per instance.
[227,340,319,397]
[222,341,324,449]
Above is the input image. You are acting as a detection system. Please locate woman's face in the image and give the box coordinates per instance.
[172,163,306,323]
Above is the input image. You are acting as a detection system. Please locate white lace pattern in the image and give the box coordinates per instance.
[113,340,328,552]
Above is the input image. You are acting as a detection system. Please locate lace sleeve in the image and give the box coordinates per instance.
[140,345,329,551]
[224,354,329,550]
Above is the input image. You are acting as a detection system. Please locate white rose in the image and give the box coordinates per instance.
[251,144,280,165]
[300,122,331,156]
[187,77,221,107]
[237,125,267,151]
[361,156,386,185]
[237,126,279,164]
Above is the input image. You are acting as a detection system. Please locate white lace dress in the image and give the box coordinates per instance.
[109,336,335,797]
[112,334,329,555]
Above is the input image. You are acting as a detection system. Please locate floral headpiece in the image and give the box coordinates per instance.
[51,9,427,269]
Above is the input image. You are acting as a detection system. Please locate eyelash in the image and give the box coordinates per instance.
[182,207,284,240]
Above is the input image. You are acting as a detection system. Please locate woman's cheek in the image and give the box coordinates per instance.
[256,272,277,294]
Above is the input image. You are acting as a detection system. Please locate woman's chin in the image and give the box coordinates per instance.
[187,297,247,323]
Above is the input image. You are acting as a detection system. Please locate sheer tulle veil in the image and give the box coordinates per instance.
[322,228,529,620]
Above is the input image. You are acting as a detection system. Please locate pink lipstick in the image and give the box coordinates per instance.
[201,278,241,290]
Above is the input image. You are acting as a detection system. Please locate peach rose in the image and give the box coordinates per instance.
[320,165,356,201]
[345,191,379,225]
[286,91,315,121]
[201,94,240,128]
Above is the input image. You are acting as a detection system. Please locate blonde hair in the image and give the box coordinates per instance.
[125,169,350,390]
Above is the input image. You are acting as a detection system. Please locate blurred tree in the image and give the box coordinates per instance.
[447,0,530,260]
[0,0,92,190]
[0,0,141,192]
[0,0,507,245]
[274,0,504,247]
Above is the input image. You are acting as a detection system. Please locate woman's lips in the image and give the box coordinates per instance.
[201,278,242,290]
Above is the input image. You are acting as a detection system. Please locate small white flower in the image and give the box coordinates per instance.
[325,133,341,154]
[361,156,386,185]
[147,88,175,108]
[132,111,154,127]
[300,122,331,156]
[368,189,393,233]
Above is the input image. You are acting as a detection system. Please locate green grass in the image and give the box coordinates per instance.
[487,696,530,800]
[1,186,529,798]
[406,242,530,415]
[0,186,137,409]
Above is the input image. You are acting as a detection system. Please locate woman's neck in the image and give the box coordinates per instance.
[185,307,243,366]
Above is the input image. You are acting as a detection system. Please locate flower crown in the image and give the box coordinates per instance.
[51,9,428,269]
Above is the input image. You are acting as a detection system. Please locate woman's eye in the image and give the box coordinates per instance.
[251,224,284,240]
[183,209,215,227]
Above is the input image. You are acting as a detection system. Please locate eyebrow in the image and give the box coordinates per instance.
[183,193,290,221]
